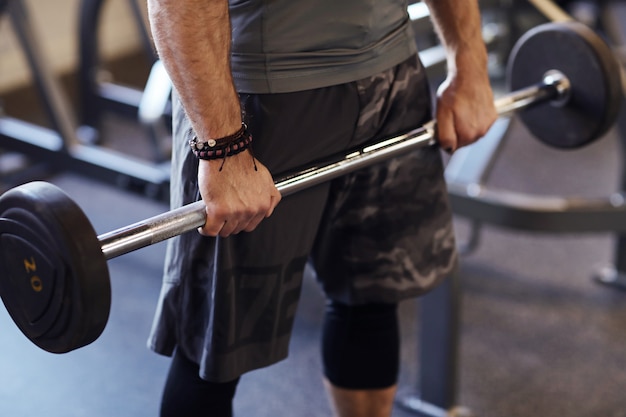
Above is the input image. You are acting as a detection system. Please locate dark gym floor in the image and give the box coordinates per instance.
[2,87,626,417]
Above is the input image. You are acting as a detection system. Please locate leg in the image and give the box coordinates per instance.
[160,350,240,417]
[321,301,400,417]
[323,382,397,417]
[310,56,455,417]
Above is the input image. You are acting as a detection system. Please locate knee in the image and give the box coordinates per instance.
[321,301,400,389]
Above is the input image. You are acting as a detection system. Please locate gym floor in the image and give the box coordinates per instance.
[2,86,626,416]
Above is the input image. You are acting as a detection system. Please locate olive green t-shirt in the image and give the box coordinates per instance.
[229,0,417,93]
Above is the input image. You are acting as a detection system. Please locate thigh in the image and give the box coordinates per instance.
[310,55,457,305]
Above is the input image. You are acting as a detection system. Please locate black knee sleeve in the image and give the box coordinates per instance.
[321,300,400,389]
[160,350,240,417]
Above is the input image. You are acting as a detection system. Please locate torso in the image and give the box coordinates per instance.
[229,0,417,93]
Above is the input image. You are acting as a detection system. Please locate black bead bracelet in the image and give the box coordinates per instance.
[189,123,252,160]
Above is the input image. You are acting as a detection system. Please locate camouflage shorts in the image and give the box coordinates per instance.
[148,55,457,382]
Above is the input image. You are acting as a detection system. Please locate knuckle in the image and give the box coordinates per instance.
[241,205,258,219]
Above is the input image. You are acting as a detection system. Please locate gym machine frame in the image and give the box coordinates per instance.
[525,0,626,289]
[77,0,166,142]
[400,6,626,417]
[0,0,171,200]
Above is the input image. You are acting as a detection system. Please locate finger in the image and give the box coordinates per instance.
[198,222,222,237]
[219,219,241,237]
[456,117,492,148]
[265,190,282,218]
[435,108,457,153]
[197,206,229,237]
[242,212,267,233]
[238,193,281,232]
[198,217,227,236]
[240,192,280,232]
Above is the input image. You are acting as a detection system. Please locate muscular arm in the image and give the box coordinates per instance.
[423,0,498,151]
[147,0,281,237]
[148,0,240,139]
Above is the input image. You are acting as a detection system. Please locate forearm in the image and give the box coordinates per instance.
[147,0,281,237]
[422,0,496,150]
[147,0,241,139]
[423,0,488,75]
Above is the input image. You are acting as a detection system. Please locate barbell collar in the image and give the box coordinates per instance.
[98,74,565,260]
[494,70,570,116]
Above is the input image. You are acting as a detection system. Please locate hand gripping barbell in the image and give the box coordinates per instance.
[0,22,622,354]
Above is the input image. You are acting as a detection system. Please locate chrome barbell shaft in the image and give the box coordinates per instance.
[99,72,569,260]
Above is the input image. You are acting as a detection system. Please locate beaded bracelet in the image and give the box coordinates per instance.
[189,123,252,160]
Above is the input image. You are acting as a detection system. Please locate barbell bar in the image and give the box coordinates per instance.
[99,70,567,260]
[0,21,622,354]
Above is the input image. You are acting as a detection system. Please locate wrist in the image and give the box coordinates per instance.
[189,123,252,160]
[192,124,258,172]
[446,46,489,78]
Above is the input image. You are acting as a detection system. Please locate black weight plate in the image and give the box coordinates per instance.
[0,182,111,353]
[507,21,622,149]
[0,217,66,338]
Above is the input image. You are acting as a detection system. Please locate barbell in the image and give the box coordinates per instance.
[0,21,622,354]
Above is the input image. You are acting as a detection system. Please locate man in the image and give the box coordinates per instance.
[146,0,497,416]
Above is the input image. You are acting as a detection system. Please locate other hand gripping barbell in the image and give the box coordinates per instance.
[0,22,622,353]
